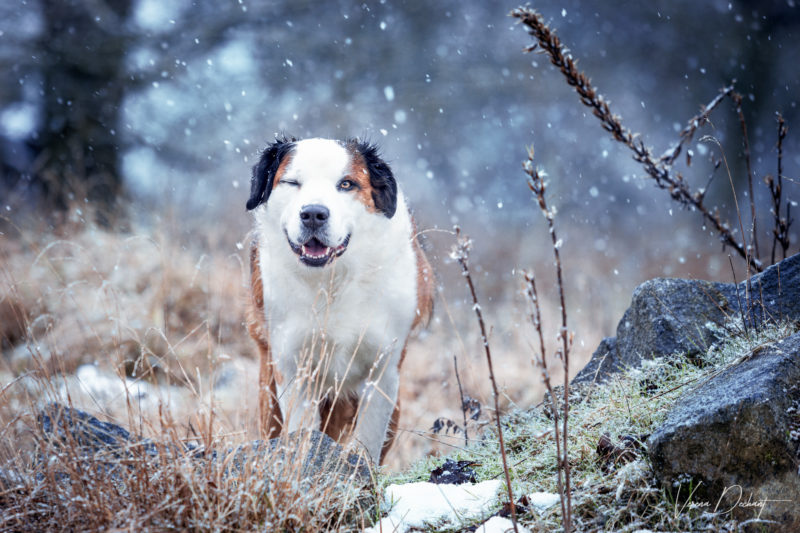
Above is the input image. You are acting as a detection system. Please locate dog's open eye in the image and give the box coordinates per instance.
[337,178,357,191]
[281,179,300,187]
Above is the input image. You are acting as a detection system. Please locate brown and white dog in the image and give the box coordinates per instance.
[245,137,433,463]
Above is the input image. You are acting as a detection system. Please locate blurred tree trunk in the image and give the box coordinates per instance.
[33,0,132,224]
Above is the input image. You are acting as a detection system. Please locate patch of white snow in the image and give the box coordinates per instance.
[477,516,532,533]
[527,491,561,513]
[366,480,502,533]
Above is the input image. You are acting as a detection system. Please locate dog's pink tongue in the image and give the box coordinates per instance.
[305,238,327,256]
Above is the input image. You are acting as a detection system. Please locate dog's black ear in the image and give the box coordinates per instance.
[354,141,397,218]
[246,137,296,211]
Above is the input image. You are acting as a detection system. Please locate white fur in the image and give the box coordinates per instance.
[251,138,417,461]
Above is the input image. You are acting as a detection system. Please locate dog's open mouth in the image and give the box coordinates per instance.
[287,234,350,267]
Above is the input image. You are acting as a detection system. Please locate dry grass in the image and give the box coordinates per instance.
[0,405,375,531]
[0,214,383,530]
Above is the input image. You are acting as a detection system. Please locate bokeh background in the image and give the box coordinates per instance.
[1,0,798,469]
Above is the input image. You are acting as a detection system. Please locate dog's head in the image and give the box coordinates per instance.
[247,137,397,267]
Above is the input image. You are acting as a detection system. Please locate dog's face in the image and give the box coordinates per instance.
[247,137,397,267]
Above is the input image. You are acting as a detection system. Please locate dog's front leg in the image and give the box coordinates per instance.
[352,358,400,463]
[275,369,321,435]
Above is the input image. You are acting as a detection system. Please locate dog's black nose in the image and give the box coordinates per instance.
[300,204,330,229]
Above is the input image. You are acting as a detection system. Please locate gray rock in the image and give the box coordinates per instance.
[37,403,371,484]
[39,403,158,456]
[571,337,618,386]
[743,251,800,326]
[573,252,800,385]
[229,430,372,482]
[647,332,800,527]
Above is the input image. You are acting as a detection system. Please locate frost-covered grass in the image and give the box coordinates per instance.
[0,409,377,531]
[385,319,800,532]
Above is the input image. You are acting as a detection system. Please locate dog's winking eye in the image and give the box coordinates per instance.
[337,178,357,191]
[281,179,300,187]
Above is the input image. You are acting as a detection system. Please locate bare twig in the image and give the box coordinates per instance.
[702,134,756,331]
[731,91,760,261]
[451,228,518,533]
[728,255,750,337]
[524,270,568,528]
[523,148,573,531]
[453,354,469,446]
[511,7,762,272]
[767,113,791,263]
[660,89,732,168]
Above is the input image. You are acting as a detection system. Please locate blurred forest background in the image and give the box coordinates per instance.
[1,0,798,468]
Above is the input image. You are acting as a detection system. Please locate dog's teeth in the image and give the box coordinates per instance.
[325,247,331,255]
[301,245,308,256]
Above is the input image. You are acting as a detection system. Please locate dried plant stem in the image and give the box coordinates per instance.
[511,7,762,273]
[659,89,731,168]
[768,113,792,263]
[453,354,469,446]
[728,255,750,337]
[731,91,760,261]
[523,149,573,532]
[704,134,756,330]
[452,228,518,533]
[524,271,569,530]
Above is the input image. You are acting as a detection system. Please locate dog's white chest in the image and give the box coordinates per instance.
[261,229,417,388]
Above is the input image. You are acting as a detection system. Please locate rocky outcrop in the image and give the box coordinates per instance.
[647,332,800,527]
[566,253,800,529]
[573,253,800,385]
[570,254,800,529]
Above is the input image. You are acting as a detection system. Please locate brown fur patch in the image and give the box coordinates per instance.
[247,235,283,439]
[411,220,435,331]
[382,396,402,463]
[318,393,359,443]
[348,152,379,213]
[270,152,294,190]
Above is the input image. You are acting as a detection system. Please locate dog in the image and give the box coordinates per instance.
[245,136,433,463]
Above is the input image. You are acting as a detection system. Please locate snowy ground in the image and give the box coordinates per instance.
[366,480,559,533]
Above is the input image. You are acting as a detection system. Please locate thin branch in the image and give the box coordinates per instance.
[703,133,756,331]
[728,255,749,337]
[731,91,760,261]
[453,354,469,446]
[451,229,518,533]
[523,148,573,532]
[523,270,568,528]
[768,113,791,263]
[660,88,733,167]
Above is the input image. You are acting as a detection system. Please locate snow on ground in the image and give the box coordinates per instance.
[57,364,188,412]
[365,479,564,532]
[477,516,532,533]
[365,480,502,533]
[71,364,154,404]
[527,491,561,513]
